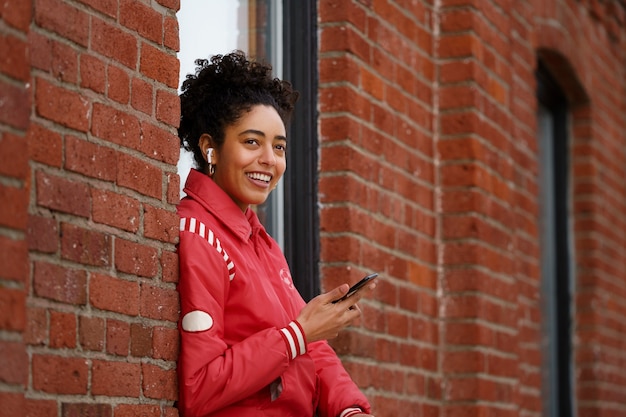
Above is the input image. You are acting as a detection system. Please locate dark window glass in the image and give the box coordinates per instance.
[536,59,573,417]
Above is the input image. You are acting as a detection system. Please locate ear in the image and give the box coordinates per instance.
[198,134,216,163]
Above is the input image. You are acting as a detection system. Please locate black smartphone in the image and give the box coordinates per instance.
[332,273,378,303]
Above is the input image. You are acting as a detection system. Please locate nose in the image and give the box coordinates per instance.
[259,144,276,166]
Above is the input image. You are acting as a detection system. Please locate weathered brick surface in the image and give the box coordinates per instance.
[0,0,180,414]
[319,1,626,416]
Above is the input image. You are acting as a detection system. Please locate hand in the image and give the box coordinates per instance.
[296,281,376,343]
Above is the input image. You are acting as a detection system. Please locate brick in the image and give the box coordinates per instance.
[163,15,179,51]
[33,261,87,305]
[0,235,28,282]
[91,360,141,397]
[79,316,104,351]
[0,393,24,417]
[152,326,178,361]
[0,182,28,230]
[62,403,112,417]
[438,33,482,59]
[386,310,410,338]
[24,307,48,346]
[27,215,59,253]
[161,249,178,283]
[0,34,28,81]
[319,0,367,28]
[91,16,138,69]
[143,205,178,243]
[319,85,369,119]
[140,283,179,322]
[34,0,89,46]
[49,311,77,348]
[155,0,179,11]
[155,88,180,127]
[360,67,385,101]
[319,55,360,89]
[120,0,162,44]
[90,273,139,316]
[65,135,117,181]
[106,319,130,356]
[60,223,111,266]
[0,79,30,130]
[130,76,153,115]
[130,323,152,357]
[320,235,359,263]
[0,340,27,384]
[35,77,90,131]
[0,0,32,31]
[27,123,63,167]
[162,406,179,417]
[29,31,78,83]
[91,102,141,149]
[142,362,177,400]
[117,153,162,198]
[443,350,485,374]
[113,404,160,417]
[166,171,180,205]
[32,354,88,394]
[80,53,106,93]
[140,43,179,88]
[115,238,159,278]
[107,64,130,104]
[319,115,362,143]
[25,398,57,417]
[140,121,180,164]
[0,287,26,331]
[75,0,117,18]
[91,189,140,232]
[319,25,370,62]
[0,132,28,178]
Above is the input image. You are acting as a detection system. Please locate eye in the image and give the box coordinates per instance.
[274,143,287,152]
[244,138,259,146]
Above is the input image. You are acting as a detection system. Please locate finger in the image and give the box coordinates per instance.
[348,303,361,313]
[325,284,350,303]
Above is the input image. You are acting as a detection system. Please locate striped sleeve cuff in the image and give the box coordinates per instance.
[279,321,307,360]
[340,408,363,417]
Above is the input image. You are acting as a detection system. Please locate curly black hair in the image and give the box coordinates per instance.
[178,51,299,171]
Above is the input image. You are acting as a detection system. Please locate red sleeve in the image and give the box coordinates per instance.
[177,231,302,416]
[308,341,371,417]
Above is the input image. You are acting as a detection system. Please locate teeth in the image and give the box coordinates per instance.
[248,172,271,182]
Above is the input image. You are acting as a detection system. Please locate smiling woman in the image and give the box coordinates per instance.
[196,105,287,211]
[175,51,376,417]
[176,0,287,247]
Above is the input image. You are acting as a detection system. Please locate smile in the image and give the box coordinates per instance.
[247,172,272,183]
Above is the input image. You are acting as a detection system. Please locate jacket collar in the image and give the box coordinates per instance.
[182,169,252,241]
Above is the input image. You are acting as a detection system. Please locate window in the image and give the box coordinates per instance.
[536,60,574,417]
[177,0,319,299]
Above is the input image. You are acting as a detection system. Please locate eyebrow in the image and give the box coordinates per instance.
[239,129,287,141]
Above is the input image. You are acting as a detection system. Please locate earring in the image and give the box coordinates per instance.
[206,148,215,176]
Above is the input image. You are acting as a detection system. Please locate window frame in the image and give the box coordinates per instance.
[281,0,320,301]
[536,59,574,417]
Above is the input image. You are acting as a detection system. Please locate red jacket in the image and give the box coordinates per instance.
[177,169,371,417]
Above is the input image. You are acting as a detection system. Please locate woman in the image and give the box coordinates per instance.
[176,51,377,417]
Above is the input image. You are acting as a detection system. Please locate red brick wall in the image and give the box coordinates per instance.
[2,1,625,417]
[0,0,181,416]
[319,1,626,417]
[0,1,32,415]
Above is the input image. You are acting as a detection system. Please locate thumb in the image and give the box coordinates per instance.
[326,284,349,303]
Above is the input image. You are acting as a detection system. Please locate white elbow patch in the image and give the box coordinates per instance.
[182,310,214,332]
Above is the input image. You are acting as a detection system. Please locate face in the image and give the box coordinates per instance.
[203,105,287,211]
